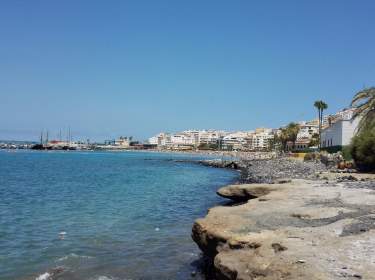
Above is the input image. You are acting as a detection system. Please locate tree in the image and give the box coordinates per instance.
[351,87,375,131]
[268,136,278,152]
[314,100,328,150]
[279,122,300,151]
[309,133,320,147]
[287,122,300,150]
[278,129,289,151]
[198,143,218,150]
[350,125,375,171]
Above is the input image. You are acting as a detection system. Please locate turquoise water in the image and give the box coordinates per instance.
[0,150,237,280]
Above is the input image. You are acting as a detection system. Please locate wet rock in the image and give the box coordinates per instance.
[199,160,244,170]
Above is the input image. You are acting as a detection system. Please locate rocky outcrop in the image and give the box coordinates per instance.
[192,179,375,280]
[199,160,245,170]
[217,184,275,202]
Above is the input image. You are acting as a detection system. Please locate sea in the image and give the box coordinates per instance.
[0,150,237,280]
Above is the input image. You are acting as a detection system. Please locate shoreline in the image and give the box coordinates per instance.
[1,150,240,280]
[192,158,375,279]
[128,148,278,161]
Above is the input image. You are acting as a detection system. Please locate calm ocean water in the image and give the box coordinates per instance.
[0,150,237,280]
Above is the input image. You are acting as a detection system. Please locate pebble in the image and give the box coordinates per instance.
[240,158,328,184]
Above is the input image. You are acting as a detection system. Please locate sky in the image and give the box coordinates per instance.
[1,0,375,142]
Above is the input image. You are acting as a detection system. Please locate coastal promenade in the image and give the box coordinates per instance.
[192,158,375,279]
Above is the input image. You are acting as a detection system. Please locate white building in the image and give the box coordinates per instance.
[149,128,275,150]
[115,136,130,148]
[322,108,356,128]
[183,130,200,145]
[222,131,250,150]
[148,136,159,145]
[148,133,172,147]
[321,117,360,148]
[197,129,227,145]
[297,122,319,139]
[335,108,356,121]
[252,133,274,150]
[244,128,274,150]
[149,130,229,148]
[171,133,196,146]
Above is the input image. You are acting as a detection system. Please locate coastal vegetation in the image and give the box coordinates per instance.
[314,100,328,150]
[350,87,375,171]
[277,122,300,151]
[351,87,375,131]
[308,133,320,147]
[198,142,219,150]
[350,126,375,171]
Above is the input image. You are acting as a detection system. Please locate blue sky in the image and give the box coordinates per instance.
[1,0,374,141]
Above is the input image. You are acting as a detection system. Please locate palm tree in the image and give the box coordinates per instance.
[314,100,328,150]
[287,122,300,149]
[351,87,375,131]
[279,122,300,151]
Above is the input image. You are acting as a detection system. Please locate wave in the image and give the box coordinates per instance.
[35,267,64,280]
[57,253,94,262]
[35,272,50,280]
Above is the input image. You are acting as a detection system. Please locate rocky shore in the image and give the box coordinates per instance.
[192,157,375,280]
[199,157,329,183]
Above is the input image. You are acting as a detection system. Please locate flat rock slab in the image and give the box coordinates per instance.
[192,179,375,280]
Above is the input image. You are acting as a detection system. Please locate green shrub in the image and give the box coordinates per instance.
[341,146,352,161]
[350,126,375,172]
[198,143,219,150]
[321,146,342,154]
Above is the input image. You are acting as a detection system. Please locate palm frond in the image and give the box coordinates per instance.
[351,87,375,131]
[352,104,370,118]
[351,87,375,106]
[357,111,375,133]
